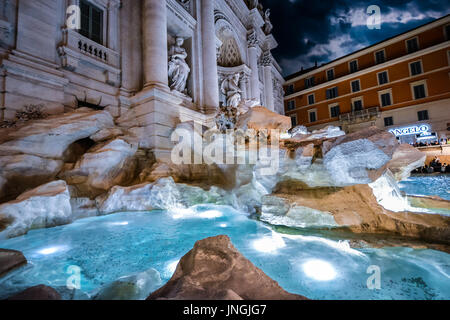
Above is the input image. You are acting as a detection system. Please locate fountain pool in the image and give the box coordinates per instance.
[0,204,449,300]
[399,175,450,200]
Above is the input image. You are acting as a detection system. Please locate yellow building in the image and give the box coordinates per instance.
[284,15,450,144]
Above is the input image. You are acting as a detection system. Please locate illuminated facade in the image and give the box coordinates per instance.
[284,15,450,144]
[0,0,284,160]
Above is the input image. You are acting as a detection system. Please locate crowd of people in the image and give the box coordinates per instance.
[412,138,450,147]
[412,157,450,174]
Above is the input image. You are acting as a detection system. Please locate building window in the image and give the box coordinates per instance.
[409,61,423,76]
[352,98,363,111]
[349,60,358,73]
[445,24,450,40]
[291,115,297,127]
[307,94,315,105]
[327,69,335,81]
[330,104,340,118]
[375,50,385,64]
[406,37,419,54]
[418,110,429,121]
[379,90,393,107]
[384,117,394,127]
[287,100,295,110]
[411,81,427,100]
[377,71,389,85]
[326,87,338,100]
[80,0,104,44]
[305,77,315,89]
[351,80,360,93]
[286,84,294,95]
[308,110,317,123]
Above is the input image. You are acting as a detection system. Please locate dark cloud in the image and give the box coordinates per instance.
[259,0,450,76]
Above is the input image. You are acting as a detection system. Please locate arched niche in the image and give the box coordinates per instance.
[215,14,246,68]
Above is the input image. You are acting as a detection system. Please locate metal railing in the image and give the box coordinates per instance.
[339,106,381,123]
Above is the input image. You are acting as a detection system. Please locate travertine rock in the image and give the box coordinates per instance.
[387,144,426,181]
[7,285,61,300]
[0,181,72,238]
[262,183,450,245]
[0,108,114,158]
[148,235,308,300]
[0,248,27,277]
[62,138,138,197]
[0,108,114,201]
[94,268,162,300]
[236,106,291,132]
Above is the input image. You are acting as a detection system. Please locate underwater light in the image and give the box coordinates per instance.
[109,221,129,226]
[252,233,286,253]
[37,245,67,255]
[219,223,228,228]
[302,259,337,281]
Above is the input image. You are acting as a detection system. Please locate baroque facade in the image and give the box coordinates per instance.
[0,0,285,160]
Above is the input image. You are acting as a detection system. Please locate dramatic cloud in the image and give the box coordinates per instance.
[260,0,450,76]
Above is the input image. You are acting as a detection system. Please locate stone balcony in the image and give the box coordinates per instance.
[339,107,381,124]
[57,29,120,87]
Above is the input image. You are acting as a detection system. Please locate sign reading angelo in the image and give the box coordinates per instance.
[389,124,431,137]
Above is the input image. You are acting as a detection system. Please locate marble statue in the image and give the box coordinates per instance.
[220,73,242,109]
[168,37,190,94]
[263,9,273,35]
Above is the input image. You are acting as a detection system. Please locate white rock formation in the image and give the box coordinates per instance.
[0,108,115,201]
[261,195,338,228]
[323,139,391,186]
[0,181,72,239]
[96,178,182,215]
[64,138,138,195]
[0,108,114,158]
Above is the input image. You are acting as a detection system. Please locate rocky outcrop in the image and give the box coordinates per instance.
[387,144,426,181]
[0,249,27,277]
[62,138,138,197]
[236,106,291,132]
[148,235,307,300]
[0,108,114,201]
[0,181,72,238]
[96,177,235,215]
[93,268,162,300]
[7,285,61,300]
[262,183,450,245]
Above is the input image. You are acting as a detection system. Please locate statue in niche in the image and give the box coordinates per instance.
[220,73,242,109]
[168,37,190,94]
[263,9,273,35]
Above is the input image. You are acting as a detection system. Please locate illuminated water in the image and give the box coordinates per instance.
[0,205,449,300]
[399,175,450,200]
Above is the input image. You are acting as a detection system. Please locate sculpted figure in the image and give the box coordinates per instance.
[221,73,242,109]
[168,37,190,93]
[263,9,273,34]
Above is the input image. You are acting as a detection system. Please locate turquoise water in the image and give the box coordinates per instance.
[399,175,450,200]
[0,205,449,300]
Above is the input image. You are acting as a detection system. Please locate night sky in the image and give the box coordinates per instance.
[259,0,450,76]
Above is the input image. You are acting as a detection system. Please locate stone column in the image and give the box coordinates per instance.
[240,75,248,100]
[261,51,274,111]
[120,0,142,95]
[201,0,219,111]
[142,0,168,89]
[108,0,120,52]
[247,30,260,101]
